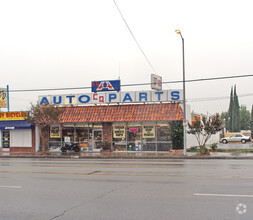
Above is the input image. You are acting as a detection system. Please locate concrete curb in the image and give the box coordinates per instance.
[1,155,253,160]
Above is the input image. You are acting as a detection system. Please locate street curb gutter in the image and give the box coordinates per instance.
[1,156,253,160]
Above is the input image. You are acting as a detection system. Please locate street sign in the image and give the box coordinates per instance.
[183,120,188,126]
[151,74,162,91]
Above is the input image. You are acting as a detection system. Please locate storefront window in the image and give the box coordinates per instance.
[127,125,141,151]
[112,125,126,151]
[157,123,170,141]
[2,130,10,148]
[157,123,171,151]
[142,124,156,151]
[62,125,75,143]
[48,125,61,149]
[47,121,173,152]
[75,125,91,148]
[111,122,172,152]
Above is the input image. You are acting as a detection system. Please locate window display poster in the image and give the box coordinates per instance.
[113,125,125,138]
[64,136,71,143]
[2,130,10,148]
[142,125,155,138]
[50,126,61,138]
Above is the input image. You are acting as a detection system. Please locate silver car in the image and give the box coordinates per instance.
[221,134,251,144]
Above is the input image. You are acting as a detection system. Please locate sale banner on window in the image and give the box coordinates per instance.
[142,125,155,138]
[113,125,125,138]
[50,126,61,138]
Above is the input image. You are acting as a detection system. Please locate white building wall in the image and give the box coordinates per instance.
[185,106,221,148]
[35,126,40,152]
[179,104,191,122]
[10,130,32,147]
[186,132,220,148]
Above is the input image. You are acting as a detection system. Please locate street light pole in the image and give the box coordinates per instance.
[175,30,187,156]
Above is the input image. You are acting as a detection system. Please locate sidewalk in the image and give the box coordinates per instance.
[1,150,253,159]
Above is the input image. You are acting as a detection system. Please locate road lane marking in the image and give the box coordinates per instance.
[1,170,253,179]
[0,164,148,169]
[194,193,253,198]
[0,185,21,189]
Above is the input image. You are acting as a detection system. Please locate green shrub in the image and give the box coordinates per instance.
[170,121,183,149]
[189,146,199,152]
[210,143,218,151]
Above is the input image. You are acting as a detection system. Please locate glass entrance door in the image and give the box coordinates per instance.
[2,130,10,149]
[92,129,102,150]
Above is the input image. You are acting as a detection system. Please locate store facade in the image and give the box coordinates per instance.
[0,111,36,153]
[48,103,183,152]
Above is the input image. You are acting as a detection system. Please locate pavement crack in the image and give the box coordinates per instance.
[49,184,130,220]
[96,184,129,200]
[49,203,83,220]
[88,170,101,175]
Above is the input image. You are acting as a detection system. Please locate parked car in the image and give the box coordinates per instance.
[220,134,251,144]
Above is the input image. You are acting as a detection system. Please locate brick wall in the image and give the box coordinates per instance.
[102,122,112,144]
[10,147,34,153]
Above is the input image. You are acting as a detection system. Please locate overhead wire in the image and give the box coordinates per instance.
[112,0,159,75]
[9,73,253,92]
[9,73,253,104]
[188,92,253,103]
[5,2,252,107]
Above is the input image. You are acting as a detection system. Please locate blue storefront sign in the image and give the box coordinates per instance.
[39,90,183,106]
[92,80,121,92]
[0,120,34,130]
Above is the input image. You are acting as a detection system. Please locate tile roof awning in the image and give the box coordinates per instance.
[59,103,183,123]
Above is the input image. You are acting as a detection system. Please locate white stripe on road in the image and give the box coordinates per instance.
[194,193,253,198]
[0,185,21,189]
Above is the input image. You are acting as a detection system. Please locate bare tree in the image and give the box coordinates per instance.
[27,103,64,154]
[187,113,223,154]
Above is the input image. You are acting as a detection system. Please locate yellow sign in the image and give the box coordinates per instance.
[0,112,28,121]
[142,125,155,138]
[50,126,61,138]
[0,89,7,107]
[113,125,125,138]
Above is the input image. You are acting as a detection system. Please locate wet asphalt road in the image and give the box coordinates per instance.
[0,158,253,220]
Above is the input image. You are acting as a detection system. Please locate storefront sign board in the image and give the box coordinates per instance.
[0,89,7,107]
[39,90,183,106]
[0,111,28,121]
[92,80,121,92]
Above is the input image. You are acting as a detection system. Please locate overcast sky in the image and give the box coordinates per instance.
[0,0,252,114]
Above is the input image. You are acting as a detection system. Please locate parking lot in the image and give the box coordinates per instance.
[218,142,253,150]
